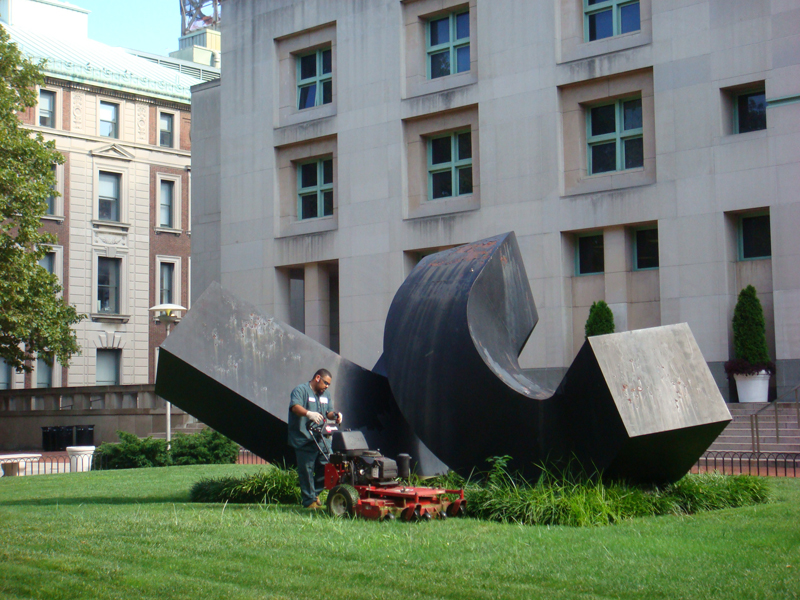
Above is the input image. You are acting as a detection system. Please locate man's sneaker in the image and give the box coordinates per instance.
[305,501,323,510]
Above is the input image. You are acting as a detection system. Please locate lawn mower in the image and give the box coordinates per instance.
[307,420,466,521]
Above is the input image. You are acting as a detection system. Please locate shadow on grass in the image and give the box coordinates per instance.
[0,495,190,506]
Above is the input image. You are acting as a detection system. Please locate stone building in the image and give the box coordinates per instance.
[0,0,199,448]
[200,0,796,401]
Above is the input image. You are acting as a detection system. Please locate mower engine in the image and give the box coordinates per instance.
[328,430,399,485]
[307,421,466,521]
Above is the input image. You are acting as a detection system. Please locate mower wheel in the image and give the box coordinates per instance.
[382,513,396,522]
[326,484,359,517]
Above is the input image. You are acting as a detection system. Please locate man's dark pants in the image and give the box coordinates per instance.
[295,447,327,507]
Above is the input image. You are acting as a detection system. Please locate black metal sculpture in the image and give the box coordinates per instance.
[156,232,730,483]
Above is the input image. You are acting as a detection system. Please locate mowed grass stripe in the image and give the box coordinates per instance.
[1,466,798,599]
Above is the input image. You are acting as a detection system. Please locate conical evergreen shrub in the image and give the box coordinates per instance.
[725,285,774,375]
[585,300,615,338]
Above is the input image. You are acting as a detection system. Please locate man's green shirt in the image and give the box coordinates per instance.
[288,382,334,450]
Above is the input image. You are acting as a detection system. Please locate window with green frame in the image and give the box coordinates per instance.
[297,157,334,220]
[297,48,332,110]
[427,10,470,79]
[584,0,640,42]
[738,212,771,260]
[576,233,604,275]
[633,227,658,270]
[734,89,766,134]
[428,130,472,200]
[587,97,643,175]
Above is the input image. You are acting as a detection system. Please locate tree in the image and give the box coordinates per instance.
[725,285,774,376]
[584,300,615,338]
[0,24,84,372]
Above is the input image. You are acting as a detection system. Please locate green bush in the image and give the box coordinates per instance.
[94,429,239,470]
[171,429,239,466]
[726,285,774,375]
[584,300,615,338]
[190,464,301,505]
[464,457,769,527]
[94,431,169,470]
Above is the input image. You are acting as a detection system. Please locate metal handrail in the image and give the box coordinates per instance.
[749,382,800,452]
[695,450,800,477]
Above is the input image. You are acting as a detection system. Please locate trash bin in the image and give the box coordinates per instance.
[56,426,75,451]
[41,426,57,452]
[75,425,94,446]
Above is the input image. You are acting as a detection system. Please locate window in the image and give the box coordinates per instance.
[39,90,56,128]
[160,180,175,228]
[428,131,473,200]
[36,354,53,388]
[584,0,640,41]
[297,157,334,220]
[160,262,174,305]
[427,10,470,79]
[0,359,11,390]
[577,233,604,275]
[97,257,121,313]
[739,213,771,260]
[99,101,119,138]
[96,349,120,386]
[297,48,332,110]
[45,164,57,215]
[98,172,120,221]
[634,227,658,270]
[735,89,766,134]
[39,251,55,274]
[159,113,174,147]
[587,97,643,174]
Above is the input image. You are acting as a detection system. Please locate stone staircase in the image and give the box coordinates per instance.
[708,402,800,453]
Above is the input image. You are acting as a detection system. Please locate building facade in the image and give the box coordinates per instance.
[194,0,800,401]
[1,0,200,448]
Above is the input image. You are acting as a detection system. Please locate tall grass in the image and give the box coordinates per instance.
[465,456,770,526]
[190,463,301,504]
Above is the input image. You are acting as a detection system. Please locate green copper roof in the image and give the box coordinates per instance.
[3,22,202,104]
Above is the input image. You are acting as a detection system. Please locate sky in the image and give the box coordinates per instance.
[74,0,181,56]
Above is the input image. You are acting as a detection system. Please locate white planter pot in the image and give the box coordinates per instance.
[66,446,96,472]
[734,371,771,403]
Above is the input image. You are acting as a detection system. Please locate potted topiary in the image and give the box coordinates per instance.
[724,285,775,403]
[585,300,615,338]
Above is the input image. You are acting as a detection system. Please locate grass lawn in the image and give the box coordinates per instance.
[1,465,798,600]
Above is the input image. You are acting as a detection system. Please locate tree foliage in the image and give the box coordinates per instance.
[0,25,84,372]
[726,285,774,375]
[584,300,615,338]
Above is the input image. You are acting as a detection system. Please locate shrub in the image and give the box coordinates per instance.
[726,285,775,376]
[190,464,301,505]
[464,457,769,527]
[94,431,169,470]
[584,300,615,338]
[94,429,239,470]
[171,429,239,466]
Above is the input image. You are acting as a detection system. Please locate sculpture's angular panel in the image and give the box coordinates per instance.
[156,283,446,472]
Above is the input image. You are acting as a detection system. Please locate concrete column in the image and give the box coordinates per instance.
[304,263,330,348]
[604,226,629,332]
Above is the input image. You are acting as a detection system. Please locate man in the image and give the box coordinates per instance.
[288,368,343,509]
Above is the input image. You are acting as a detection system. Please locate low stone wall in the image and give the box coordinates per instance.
[0,385,190,451]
